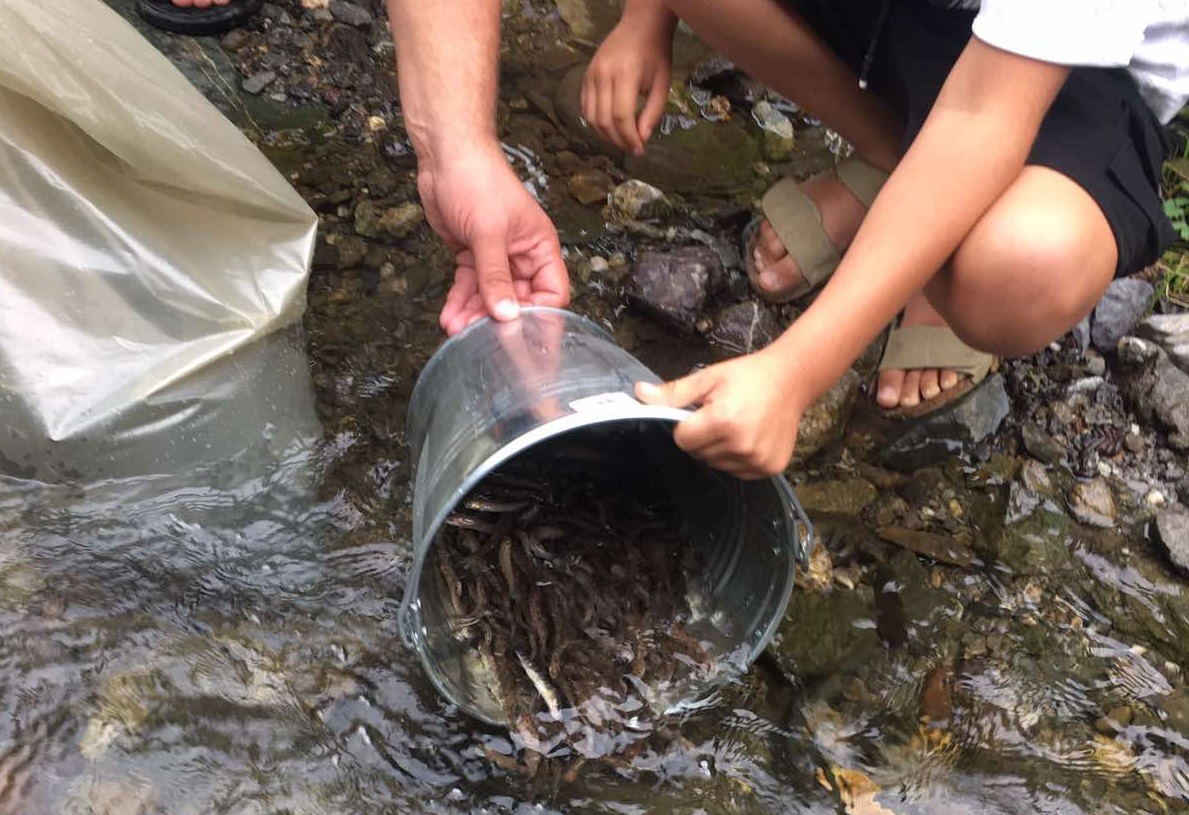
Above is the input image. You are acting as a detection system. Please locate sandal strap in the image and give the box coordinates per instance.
[878,324,994,382]
[759,176,840,291]
[836,157,888,209]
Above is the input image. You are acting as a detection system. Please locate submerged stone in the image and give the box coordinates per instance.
[1068,477,1118,528]
[880,374,1011,471]
[875,526,976,568]
[608,179,671,222]
[770,586,879,682]
[874,550,960,650]
[353,199,380,237]
[796,478,878,517]
[378,202,425,239]
[1021,421,1066,466]
[566,169,613,206]
[623,117,762,195]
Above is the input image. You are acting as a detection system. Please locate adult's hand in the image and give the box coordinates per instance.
[419,146,570,336]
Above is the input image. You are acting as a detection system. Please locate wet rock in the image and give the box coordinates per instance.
[874,550,960,650]
[74,777,159,815]
[1021,421,1065,466]
[1138,312,1189,374]
[752,100,795,162]
[608,179,672,222]
[335,235,366,269]
[1153,504,1189,577]
[708,301,778,354]
[623,118,762,194]
[329,0,374,27]
[1155,687,1189,733]
[221,29,251,52]
[1091,277,1154,353]
[875,526,975,567]
[794,368,860,463]
[0,557,44,607]
[242,70,277,95]
[1020,458,1056,496]
[353,200,379,237]
[770,586,879,682]
[378,203,425,239]
[880,374,1011,471]
[628,246,725,332]
[566,169,613,206]
[994,507,1071,574]
[365,167,402,197]
[1072,316,1091,352]
[1093,705,1133,735]
[1068,477,1117,528]
[797,478,878,517]
[312,237,336,268]
[1115,337,1189,450]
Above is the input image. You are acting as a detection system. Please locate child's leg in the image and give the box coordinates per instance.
[665,0,903,173]
[666,0,902,283]
[873,166,1118,405]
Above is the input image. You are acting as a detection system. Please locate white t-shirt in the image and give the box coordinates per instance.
[941,0,1189,123]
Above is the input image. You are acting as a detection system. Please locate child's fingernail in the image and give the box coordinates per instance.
[493,299,519,320]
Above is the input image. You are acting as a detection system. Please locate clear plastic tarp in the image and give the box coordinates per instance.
[0,0,318,481]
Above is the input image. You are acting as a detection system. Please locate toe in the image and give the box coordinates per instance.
[758,221,788,265]
[919,369,941,401]
[877,369,905,409]
[939,369,960,391]
[899,370,923,409]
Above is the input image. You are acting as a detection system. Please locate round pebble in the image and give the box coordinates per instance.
[589,256,610,274]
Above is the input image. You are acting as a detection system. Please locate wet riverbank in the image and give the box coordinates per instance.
[0,2,1185,813]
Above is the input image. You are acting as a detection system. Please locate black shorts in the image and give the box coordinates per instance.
[786,0,1177,276]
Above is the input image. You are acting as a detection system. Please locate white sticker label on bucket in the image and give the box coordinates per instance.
[568,392,640,413]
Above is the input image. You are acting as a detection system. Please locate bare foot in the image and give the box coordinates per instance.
[875,293,964,410]
[750,173,869,298]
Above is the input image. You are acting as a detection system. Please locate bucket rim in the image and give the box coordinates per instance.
[407,307,616,430]
[398,401,693,645]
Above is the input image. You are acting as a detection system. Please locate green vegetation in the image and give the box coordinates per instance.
[1160,117,1189,308]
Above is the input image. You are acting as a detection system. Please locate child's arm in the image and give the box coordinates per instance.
[582,0,678,155]
[638,39,1071,478]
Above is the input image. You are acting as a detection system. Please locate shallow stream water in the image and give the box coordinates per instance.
[2,2,1187,813]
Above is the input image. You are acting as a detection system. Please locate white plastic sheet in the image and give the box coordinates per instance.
[0,1,319,480]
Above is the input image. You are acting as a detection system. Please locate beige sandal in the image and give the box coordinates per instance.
[877,323,999,419]
[745,156,889,303]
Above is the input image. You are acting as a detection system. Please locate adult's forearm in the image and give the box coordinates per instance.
[772,41,1069,406]
[619,0,679,34]
[387,0,502,167]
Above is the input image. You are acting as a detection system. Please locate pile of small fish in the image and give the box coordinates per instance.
[432,434,711,780]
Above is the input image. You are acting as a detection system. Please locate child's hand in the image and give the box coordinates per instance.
[634,349,808,479]
[581,19,673,156]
